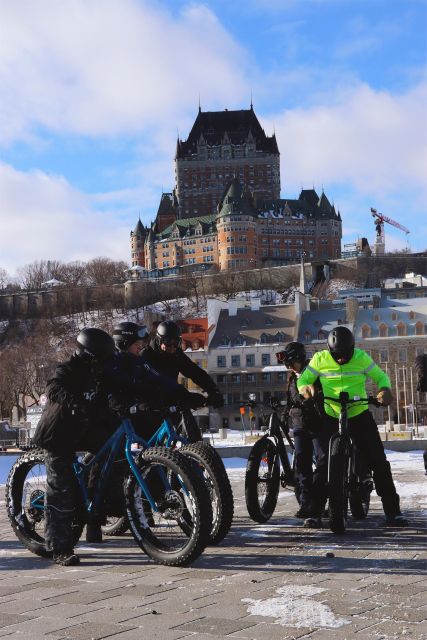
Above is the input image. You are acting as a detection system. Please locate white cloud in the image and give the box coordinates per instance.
[0,0,248,144]
[268,81,427,196]
[0,163,131,275]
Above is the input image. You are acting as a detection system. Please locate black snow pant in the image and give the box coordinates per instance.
[44,451,79,554]
[309,410,400,518]
[293,428,316,510]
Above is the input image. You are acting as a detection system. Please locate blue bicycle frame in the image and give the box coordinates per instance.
[72,414,187,520]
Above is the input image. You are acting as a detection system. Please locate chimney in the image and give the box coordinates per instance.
[250,298,261,311]
[345,297,359,324]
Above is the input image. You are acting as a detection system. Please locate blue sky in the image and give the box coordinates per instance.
[0,0,426,276]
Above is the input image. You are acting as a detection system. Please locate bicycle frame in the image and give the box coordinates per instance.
[72,415,187,520]
[325,393,377,488]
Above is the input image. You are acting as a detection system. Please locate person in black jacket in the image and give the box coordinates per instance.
[32,328,119,566]
[141,320,224,408]
[110,322,206,420]
[277,342,325,528]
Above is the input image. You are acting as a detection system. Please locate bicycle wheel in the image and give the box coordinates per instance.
[180,442,234,544]
[102,516,129,536]
[5,448,84,558]
[125,447,212,566]
[328,436,348,534]
[349,451,372,520]
[245,435,280,523]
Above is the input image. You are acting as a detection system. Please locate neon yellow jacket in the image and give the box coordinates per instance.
[296,348,391,418]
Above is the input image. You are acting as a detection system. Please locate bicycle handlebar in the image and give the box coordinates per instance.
[323,394,381,408]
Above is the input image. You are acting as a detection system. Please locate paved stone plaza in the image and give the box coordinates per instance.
[0,451,426,640]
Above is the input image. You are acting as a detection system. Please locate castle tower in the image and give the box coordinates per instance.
[175,106,280,219]
[130,218,148,267]
[144,227,156,271]
[216,178,258,271]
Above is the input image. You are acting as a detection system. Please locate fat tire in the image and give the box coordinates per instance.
[125,447,212,566]
[102,516,129,536]
[328,436,348,534]
[5,449,84,557]
[180,442,234,544]
[245,436,280,523]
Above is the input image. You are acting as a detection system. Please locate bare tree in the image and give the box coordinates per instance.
[0,267,10,290]
[17,259,64,290]
[86,257,129,285]
[59,261,88,286]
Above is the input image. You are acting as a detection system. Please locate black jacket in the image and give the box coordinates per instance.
[141,344,219,395]
[287,363,323,432]
[106,351,195,415]
[32,354,118,454]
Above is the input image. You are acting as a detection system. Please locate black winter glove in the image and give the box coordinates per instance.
[185,393,207,410]
[207,390,224,409]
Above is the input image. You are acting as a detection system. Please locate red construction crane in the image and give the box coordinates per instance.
[370,207,410,255]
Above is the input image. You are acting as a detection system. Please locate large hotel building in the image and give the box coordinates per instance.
[130,106,342,272]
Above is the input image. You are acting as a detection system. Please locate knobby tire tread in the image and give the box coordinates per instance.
[245,436,280,523]
[328,436,348,534]
[125,447,212,566]
[180,442,234,544]
[5,448,84,557]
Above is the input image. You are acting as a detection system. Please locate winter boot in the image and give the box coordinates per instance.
[53,550,80,566]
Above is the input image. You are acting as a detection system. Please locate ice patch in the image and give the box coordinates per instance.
[243,584,349,628]
[393,481,427,505]
[244,522,299,537]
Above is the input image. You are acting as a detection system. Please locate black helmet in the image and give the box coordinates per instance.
[112,322,149,351]
[155,320,182,349]
[327,326,355,363]
[276,342,306,366]
[76,328,115,361]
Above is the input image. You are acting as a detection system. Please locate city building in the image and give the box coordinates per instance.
[207,298,295,427]
[297,296,427,427]
[130,106,342,271]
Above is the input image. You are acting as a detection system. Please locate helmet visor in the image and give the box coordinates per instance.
[137,326,149,339]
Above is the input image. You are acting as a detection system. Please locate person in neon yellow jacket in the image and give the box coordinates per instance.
[297,326,407,528]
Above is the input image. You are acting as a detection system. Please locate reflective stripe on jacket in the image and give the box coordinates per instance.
[296,348,391,418]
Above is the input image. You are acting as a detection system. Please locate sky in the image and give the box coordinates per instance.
[0,0,426,277]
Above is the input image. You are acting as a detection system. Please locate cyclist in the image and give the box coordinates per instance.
[277,342,325,528]
[110,321,206,415]
[141,320,224,409]
[297,326,408,527]
[32,328,119,566]
[113,321,151,355]
[81,321,206,545]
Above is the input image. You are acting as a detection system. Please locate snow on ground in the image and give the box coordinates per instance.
[243,585,349,628]
[325,278,360,300]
